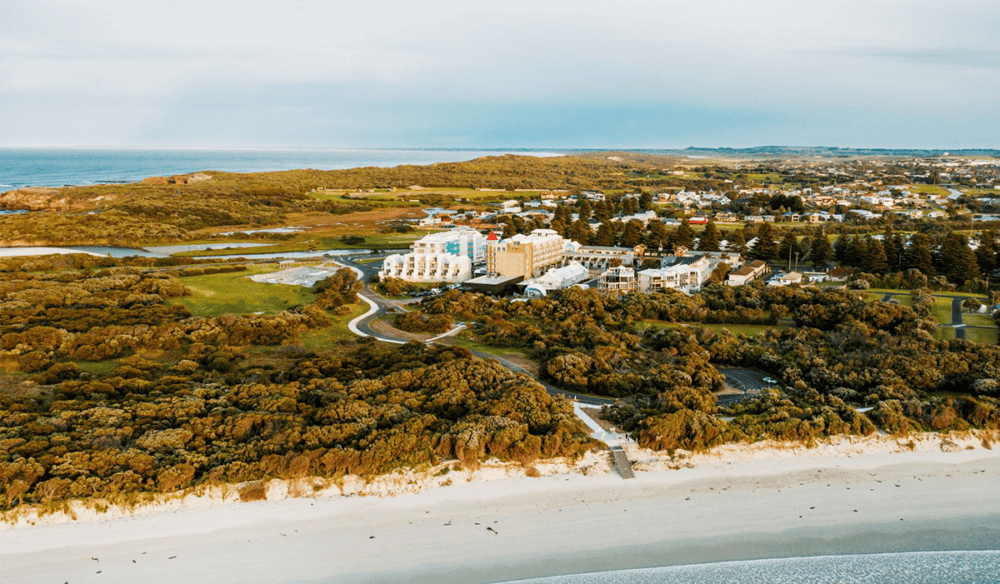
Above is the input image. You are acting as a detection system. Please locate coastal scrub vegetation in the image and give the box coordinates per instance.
[0,259,595,512]
[0,343,595,512]
[414,285,1000,450]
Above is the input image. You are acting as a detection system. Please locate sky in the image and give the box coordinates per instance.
[1,0,998,149]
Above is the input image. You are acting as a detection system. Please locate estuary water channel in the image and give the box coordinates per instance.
[0,244,372,260]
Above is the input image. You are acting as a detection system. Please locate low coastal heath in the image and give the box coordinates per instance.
[2,433,999,584]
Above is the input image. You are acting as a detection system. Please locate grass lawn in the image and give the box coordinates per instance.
[446,336,532,359]
[863,290,915,306]
[930,297,955,324]
[933,326,956,341]
[171,267,317,317]
[299,302,369,350]
[911,184,950,196]
[174,232,422,257]
[73,360,119,375]
[965,327,999,344]
[636,319,787,337]
[962,312,995,327]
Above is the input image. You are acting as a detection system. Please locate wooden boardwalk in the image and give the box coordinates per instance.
[610,446,635,479]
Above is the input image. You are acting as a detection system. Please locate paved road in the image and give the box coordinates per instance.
[716,366,774,407]
[951,297,967,340]
[336,259,616,406]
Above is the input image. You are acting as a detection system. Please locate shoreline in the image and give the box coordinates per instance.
[3,431,1000,583]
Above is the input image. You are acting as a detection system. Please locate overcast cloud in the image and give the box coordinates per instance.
[1,0,997,148]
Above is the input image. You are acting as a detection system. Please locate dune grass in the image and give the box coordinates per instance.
[171,267,317,317]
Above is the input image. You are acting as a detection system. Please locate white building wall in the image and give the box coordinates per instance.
[379,253,472,283]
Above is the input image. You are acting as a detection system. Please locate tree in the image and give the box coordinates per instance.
[501,220,517,239]
[945,234,979,284]
[647,220,669,249]
[847,236,868,268]
[833,234,848,264]
[674,219,695,250]
[810,228,834,269]
[778,232,798,268]
[699,220,721,252]
[622,220,643,248]
[905,233,936,276]
[570,219,592,245]
[578,199,592,220]
[976,230,997,275]
[594,222,615,246]
[752,222,778,261]
[865,238,888,274]
[639,192,653,211]
[729,228,746,252]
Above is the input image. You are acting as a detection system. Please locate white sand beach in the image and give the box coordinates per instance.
[3,432,999,584]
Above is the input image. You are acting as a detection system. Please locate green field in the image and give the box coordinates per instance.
[965,327,999,344]
[171,267,317,317]
[299,302,370,350]
[934,326,956,341]
[174,233,423,257]
[911,184,950,196]
[74,360,120,375]
[931,297,955,324]
[446,336,533,360]
[962,312,995,327]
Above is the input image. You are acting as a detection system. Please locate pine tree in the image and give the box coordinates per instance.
[729,228,746,251]
[882,230,900,272]
[833,234,848,264]
[699,220,721,251]
[753,222,778,261]
[648,219,669,249]
[778,232,798,268]
[578,199,592,220]
[570,219,592,244]
[810,228,834,269]
[594,222,615,246]
[945,234,980,284]
[866,238,888,274]
[622,220,643,247]
[905,233,936,276]
[976,230,997,275]
[674,218,695,249]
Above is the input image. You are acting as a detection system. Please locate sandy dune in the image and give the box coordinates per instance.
[3,434,1000,584]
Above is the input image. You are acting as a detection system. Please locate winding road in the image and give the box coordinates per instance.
[333,258,615,406]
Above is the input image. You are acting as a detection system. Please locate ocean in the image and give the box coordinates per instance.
[0,147,561,190]
[507,551,1000,584]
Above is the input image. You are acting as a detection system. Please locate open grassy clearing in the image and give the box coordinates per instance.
[446,336,533,360]
[931,297,955,324]
[306,186,542,204]
[862,290,915,306]
[73,360,120,375]
[911,184,950,196]
[636,319,788,337]
[934,326,956,341]
[299,302,369,350]
[962,312,996,327]
[965,327,999,344]
[170,266,317,317]
[175,232,423,256]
